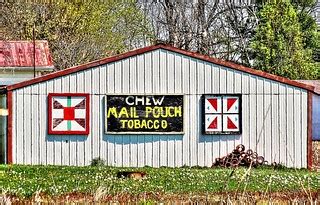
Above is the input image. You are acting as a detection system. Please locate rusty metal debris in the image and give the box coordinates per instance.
[212,144,265,168]
[117,171,147,179]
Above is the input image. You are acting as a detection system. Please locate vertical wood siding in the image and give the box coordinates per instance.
[11,49,308,168]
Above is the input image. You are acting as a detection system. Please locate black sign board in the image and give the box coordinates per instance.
[105,95,183,134]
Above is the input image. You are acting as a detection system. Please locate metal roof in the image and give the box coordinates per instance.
[295,80,320,95]
[0,40,54,70]
[0,43,315,93]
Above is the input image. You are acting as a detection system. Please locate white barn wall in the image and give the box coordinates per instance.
[11,49,308,168]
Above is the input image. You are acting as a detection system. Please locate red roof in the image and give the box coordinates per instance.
[0,40,54,69]
[3,44,315,93]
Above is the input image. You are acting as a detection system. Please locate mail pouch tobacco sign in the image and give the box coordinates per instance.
[106,95,183,133]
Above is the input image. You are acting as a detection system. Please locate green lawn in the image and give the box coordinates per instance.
[0,165,319,198]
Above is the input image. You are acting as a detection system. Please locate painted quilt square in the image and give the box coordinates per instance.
[48,93,90,135]
[205,114,222,132]
[222,114,240,132]
[203,94,241,134]
[222,96,239,113]
[204,96,222,113]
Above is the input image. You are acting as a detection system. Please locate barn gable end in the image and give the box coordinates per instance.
[4,45,312,168]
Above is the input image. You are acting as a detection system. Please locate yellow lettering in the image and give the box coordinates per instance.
[174,106,182,117]
[120,119,127,128]
[129,107,139,118]
[133,107,139,118]
[117,119,172,130]
[107,107,118,118]
[134,119,140,129]
[161,120,168,129]
[153,107,161,118]
[145,107,153,118]
[147,120,153,129]
[166,107,174,117]
[127,120,134,129]
[160,107,168,118]
[118,107,129,118]
[153,120,159,129]
[141,120,147,128]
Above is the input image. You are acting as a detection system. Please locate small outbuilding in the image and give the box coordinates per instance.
[0,40,54,163]
[0,40,54,85]
[0,44,316,169]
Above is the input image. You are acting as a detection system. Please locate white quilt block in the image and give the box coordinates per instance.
[48,93,90,135]
[203,95,241,134]
[204,96,222,113]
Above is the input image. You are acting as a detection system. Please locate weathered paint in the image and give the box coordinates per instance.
[0,40,53,68]
[10,48,309,168]
[0,41,54,85]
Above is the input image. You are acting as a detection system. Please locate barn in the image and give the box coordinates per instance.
[0,44,316,169]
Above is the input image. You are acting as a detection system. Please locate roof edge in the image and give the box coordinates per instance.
[0,66,55,71]
[295,80,320,95]
[5,43,315,93]
[0,40,49,43]
[159,44,315,92]
[6,44,163,91]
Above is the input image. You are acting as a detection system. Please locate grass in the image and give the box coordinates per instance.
[0,164,319,200]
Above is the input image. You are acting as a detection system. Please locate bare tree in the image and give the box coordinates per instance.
[138,0,258,66]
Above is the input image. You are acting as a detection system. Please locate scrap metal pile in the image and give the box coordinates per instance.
[213,144,265,168]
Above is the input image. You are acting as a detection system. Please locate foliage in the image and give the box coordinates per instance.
[1,1,318,78]
[0,1,152,70]
[293,1,320,63]
[293,0,319,49]
[0,165,319,198]
[250,0,319,79]
[90,157,105,167]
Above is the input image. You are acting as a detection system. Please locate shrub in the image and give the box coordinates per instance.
[90,157,105,166]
